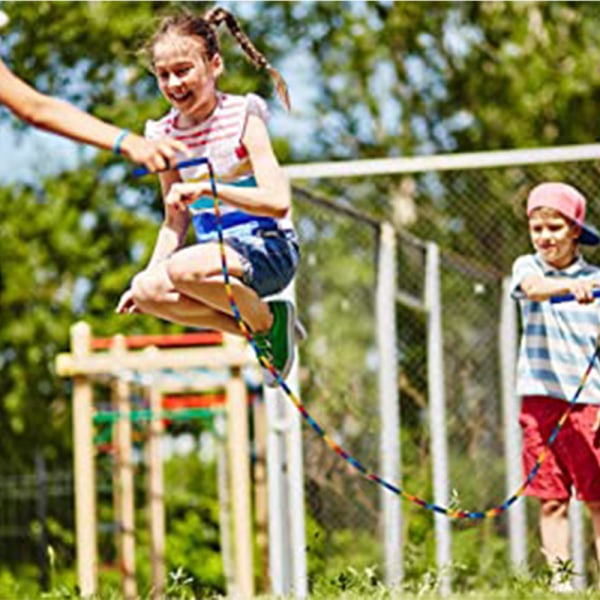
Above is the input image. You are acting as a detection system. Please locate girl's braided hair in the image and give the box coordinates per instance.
[147,6,290,110]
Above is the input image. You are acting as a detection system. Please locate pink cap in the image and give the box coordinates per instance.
[527,182,599,245]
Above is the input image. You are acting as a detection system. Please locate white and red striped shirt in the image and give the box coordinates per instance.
[145,92,293,238]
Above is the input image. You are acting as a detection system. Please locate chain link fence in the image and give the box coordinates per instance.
[3,152,600,594]
[291,153,600,589]
[0,455,74,589]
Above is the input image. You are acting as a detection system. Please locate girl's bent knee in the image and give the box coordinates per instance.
[167,258,201,286]
[131,273,164,305]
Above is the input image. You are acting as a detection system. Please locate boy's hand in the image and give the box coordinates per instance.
[593,409,600,433]
[569,281,597,304]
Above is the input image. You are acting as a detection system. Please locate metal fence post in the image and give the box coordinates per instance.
[425,242,452,596]
[265,281,307,598]
[569,499,587,590]
[35,451,49,591]
[286,357,308,599]
[265,384,291,595]
[500,277,528,570]
[377,222,402,587]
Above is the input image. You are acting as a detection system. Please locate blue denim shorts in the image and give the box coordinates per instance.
[223,228,299,297]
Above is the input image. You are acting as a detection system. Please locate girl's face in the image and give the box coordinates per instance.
[153,34,223,126]
[528,207,581,269]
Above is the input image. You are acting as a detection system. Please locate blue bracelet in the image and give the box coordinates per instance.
[112,129,130,155]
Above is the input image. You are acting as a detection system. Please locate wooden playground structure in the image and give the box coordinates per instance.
[55,321,261,599]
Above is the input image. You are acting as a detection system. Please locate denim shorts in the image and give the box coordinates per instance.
[223,228,299,297]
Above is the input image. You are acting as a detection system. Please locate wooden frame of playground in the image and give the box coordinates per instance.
[55,321,259,599]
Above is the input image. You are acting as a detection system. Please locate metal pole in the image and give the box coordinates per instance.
[569,499,587,590]
[376,223,402,587]
[425,242,452,596]
[499,278,528,571]
[285,356,308,599]
[265,384,291,595]
[35,450,49,591]
[265,281,307,598]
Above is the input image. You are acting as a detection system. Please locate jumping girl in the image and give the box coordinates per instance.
[116,7,301,386]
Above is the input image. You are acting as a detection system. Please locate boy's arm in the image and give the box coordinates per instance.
[520,275,598,303]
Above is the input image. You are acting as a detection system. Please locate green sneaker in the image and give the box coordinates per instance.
[255,300,297,388]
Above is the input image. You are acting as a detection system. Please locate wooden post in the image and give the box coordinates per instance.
[145,354,166,599]
[111,335,137,600]
[72,322,97,597]
[215,412,235,594]
[252,396,269,591]
[226,335,254,598]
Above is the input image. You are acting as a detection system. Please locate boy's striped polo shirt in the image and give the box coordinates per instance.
[511,253,600,404]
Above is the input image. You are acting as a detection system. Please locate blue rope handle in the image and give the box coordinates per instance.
[551,289,600,304]
[133,157,210,179]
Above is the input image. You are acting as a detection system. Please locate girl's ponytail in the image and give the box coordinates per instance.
[204,7,290,111]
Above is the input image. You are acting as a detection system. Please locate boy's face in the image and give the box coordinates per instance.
[528,207,581,269]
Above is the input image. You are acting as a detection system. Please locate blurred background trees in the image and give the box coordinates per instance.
[2,0,600,592]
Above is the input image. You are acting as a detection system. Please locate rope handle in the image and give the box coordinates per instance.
[133,157,209,178]
[550,289,600,304]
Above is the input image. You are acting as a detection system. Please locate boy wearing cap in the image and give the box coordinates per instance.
[510,182,600,591]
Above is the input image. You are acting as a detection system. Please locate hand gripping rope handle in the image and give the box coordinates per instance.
[551,289,600,304]
[133,157,210,179]
[135,159,600,519]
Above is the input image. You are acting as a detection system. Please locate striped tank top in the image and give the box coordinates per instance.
[145,92,293,242]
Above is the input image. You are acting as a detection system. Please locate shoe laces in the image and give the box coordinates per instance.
[253,333,272,360]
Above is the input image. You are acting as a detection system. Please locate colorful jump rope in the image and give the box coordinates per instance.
[136,157,600,520]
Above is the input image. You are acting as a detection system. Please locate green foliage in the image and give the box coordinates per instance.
[3,0,600,593]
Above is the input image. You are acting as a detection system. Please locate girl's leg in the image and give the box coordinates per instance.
[130,261,243,335]
[131,243,297,386]
[165,243,273,333]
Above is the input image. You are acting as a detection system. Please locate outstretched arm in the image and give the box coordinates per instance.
[521,274,598,303]
[0,58,190,171]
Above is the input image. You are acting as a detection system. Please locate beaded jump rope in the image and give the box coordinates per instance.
[135,157,600,520]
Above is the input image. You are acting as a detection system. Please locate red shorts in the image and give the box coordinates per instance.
[519,396,600,501]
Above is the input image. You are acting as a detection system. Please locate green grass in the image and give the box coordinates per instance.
[3,563,600,599]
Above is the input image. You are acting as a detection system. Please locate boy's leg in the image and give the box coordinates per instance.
[540,499,570,565]
[586,501,600,565]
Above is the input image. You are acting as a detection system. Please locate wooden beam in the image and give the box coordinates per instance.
[91,331,223,350]
[56,344,254,377]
